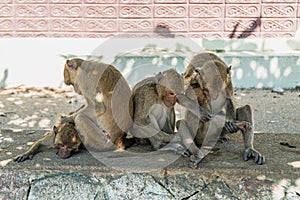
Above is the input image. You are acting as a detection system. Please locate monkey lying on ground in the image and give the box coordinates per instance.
[14,115,81,162]
[179,52,265,168]
[64,58,134,151]
[130,69,211,154]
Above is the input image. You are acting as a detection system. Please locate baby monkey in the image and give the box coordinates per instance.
[14,115,81,162]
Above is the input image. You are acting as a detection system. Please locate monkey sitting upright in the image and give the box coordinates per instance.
[63,58,134,152]
[179,52,265,168]
[14,115,82,162]
[130,69,211,154]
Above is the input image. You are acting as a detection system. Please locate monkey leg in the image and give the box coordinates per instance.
[190,114,225,168]
[176,119,200,156]
[158,119,199,157]
[131,124,173,149]
[131,123,186,155]
[236,105,265,165]
[148,133,173,150]
[74,113,116,152]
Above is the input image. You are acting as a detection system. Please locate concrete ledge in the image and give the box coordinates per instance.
[1,130,300,200]
[0,88,299,199]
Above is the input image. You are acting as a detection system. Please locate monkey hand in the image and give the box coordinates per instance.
[224,121,240,133]
[198,106,212,122]
[243,147,265,165]
[13,152,33,163]
[236,121,252,132]
[225,121,252,133]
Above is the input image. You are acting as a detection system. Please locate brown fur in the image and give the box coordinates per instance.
[64,58,134,151]
[180,52,265,167]
[130,69,211,154]
[14,115,81,162]
[130,69,184,150]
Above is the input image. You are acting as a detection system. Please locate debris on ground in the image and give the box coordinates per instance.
[271,86,284,95]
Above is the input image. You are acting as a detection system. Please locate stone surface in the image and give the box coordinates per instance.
[28,174,101,200]
[0,88,300,199]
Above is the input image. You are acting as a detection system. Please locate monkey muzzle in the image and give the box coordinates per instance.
[56,145,72,159]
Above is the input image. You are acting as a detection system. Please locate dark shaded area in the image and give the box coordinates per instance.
[154,25,175,38]
[229,18,261,39]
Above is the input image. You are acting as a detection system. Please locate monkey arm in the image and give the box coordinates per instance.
[176,94,211,121]
[14,131,54,162]
[148,105,176,149]
[236,105,265,165]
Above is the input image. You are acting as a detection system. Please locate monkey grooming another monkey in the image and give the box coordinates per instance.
[14,115,81,162]
[130,69,211,154]
[180,52,265,168]
[64,58,134,152]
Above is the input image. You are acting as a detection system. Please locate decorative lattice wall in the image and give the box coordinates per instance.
[1,0,300,38]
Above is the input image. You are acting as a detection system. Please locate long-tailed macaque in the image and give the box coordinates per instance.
[130,69,211,153]
[63,58,134,151]
[14,115,81,162]
[179,52,265,168]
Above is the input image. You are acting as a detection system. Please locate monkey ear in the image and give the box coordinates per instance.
[156,72,164,83]
[227,65,232,74]
[53,126,58,135]
[66,60,78,69]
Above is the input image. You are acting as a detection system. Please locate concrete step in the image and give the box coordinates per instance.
[1,129,300,199]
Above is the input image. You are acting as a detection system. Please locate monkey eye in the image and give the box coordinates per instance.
[169,92,175,95]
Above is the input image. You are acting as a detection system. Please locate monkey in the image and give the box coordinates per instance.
[14,115,82,162]
[179,52,265,168]
[63,58,134,152]
[130,69,211,153]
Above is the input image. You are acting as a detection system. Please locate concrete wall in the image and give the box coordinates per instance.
[0,38,299,88]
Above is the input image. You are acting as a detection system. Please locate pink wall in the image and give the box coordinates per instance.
[0,0,299,38]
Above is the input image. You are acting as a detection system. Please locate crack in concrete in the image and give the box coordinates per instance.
[181,191,199,200]
[25,181,31,200]
[151,175,176,199]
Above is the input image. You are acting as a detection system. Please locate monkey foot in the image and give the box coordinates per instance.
[243,147,265,165]
[159,142,187,156]
[189,155,202,169]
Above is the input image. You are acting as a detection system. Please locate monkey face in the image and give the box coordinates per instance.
[53,117,82,159]
[163,90,177,107]
[63,63,76,86]
[63,58,84,86]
